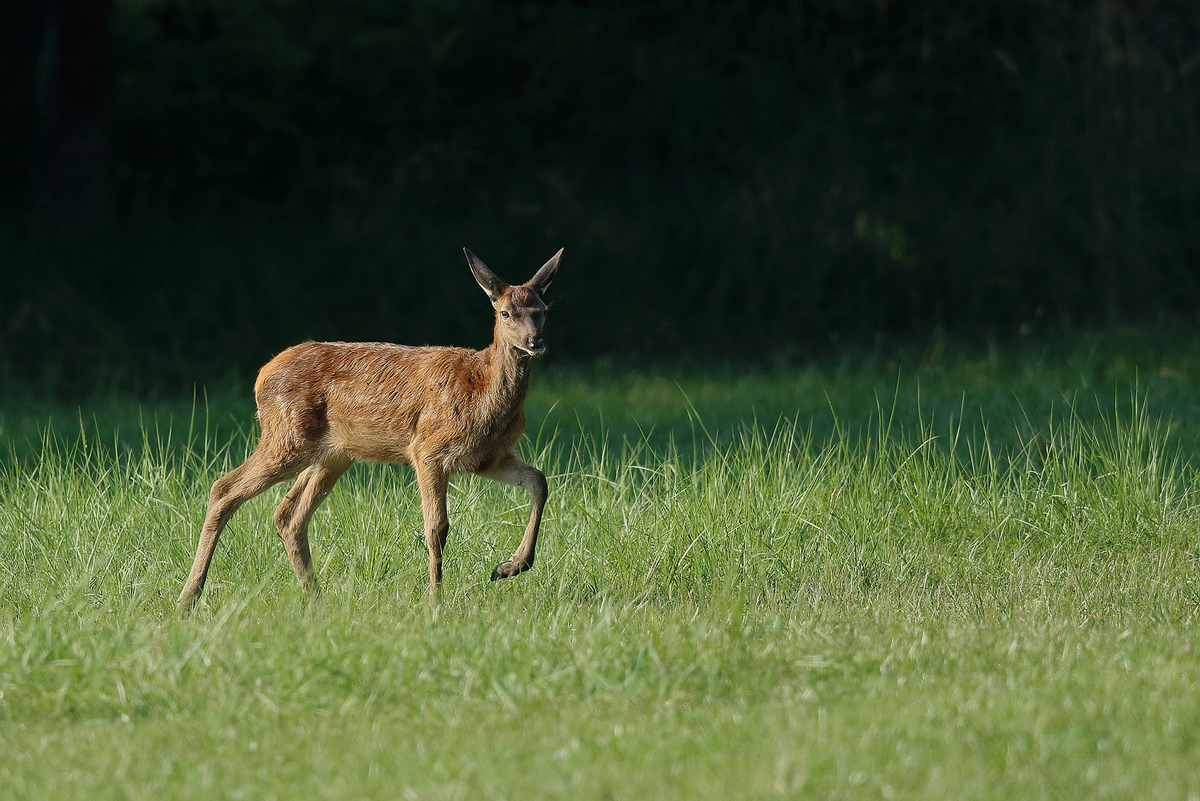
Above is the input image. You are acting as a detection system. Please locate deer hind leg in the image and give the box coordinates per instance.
[415,462,450,596]
[272,458,351,600]
[478,452,548,581]
[176,446,306,616]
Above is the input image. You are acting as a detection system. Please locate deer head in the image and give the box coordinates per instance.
[465,248,561,356]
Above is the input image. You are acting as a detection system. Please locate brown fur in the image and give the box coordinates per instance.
[176,248,562,615]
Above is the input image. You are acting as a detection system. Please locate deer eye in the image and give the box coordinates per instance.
[500,310,510,319]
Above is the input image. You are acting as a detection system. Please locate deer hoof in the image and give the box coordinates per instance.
[176,593,198,619]
[491,559,527,581]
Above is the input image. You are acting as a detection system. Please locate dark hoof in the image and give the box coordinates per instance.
[491,559,530,581]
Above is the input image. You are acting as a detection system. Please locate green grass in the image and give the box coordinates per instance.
[3,342,1200,798]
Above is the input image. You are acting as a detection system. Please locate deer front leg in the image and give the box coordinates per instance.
[478,453,548,581]
[416,463,450,595]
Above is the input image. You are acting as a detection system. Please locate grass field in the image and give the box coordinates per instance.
[2,334,1200,799]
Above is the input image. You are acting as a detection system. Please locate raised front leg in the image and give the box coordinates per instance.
[415,462,450,596]
[478,452,548,581]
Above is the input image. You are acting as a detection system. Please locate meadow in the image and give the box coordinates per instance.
[2,333,1200,799]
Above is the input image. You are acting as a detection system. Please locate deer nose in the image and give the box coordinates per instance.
[529,335,546,352]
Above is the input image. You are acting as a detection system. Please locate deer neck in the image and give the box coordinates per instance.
[480,341,533,412]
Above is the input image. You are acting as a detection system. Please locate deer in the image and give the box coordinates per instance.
[176,247,562,616]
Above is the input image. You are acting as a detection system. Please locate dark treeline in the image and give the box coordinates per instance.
[2,1,1199,393]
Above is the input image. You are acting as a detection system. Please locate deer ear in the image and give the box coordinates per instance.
[527,248,562,295]
[464,248,507,302]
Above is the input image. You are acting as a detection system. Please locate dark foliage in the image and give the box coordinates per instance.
[2,1,1199,392]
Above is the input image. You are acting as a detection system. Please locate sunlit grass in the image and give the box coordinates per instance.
[2,354,1200,798]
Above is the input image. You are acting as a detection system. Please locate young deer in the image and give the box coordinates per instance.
[176,248,562,615]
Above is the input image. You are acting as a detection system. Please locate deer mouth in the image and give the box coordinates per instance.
[517,343,547,357]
